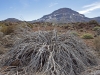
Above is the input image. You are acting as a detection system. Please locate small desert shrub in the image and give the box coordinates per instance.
[71,31,79,36]
[94,36,100,51]
[93,26,100,31]
[0,25,14,35]
[81,33,94,39]
[80,29,84,32]
[94,27,100,36]
[63,25,71,29]
[0,47,5,54]
[27,24,33,28]
[88,20,99,25]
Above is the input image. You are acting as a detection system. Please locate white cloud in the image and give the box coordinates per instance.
[49,3,58,7]
[78,2,100,14]
[82,2,98,8]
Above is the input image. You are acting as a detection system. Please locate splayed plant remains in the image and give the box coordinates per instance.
[0,26,98,75]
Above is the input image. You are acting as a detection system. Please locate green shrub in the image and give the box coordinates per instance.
[81,33,94,39]
[71,31,79,36]
[94,26,100,36]
[93,26,100,31]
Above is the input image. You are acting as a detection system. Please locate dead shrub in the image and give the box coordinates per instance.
[94,36,100,52]
[0,29,98,75]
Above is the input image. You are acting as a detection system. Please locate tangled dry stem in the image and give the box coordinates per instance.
[0,26,98,75]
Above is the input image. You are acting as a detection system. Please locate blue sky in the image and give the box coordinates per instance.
[0,0,100,21]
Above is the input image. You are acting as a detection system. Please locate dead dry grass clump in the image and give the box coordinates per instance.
[0,28,98,75]
[80,65,100,75]
[94,36,100,52]
[0,25,15,35]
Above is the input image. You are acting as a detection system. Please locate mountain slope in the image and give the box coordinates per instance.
[1,8,100,23]
[91,17,100,23]
[4,18,21,22]
[33,8,90,23]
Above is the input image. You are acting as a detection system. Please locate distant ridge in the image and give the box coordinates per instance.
[91,17,100,23]
[1,8,100,23]
[4,18,21,22]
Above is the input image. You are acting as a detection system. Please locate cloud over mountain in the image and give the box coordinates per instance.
[79,2,100,14]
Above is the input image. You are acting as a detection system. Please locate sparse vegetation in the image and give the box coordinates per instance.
[95,27,100,36]
[0,21,100,75]
[71,31,79,36]
[27,24,33,28]
[81,33,94,39]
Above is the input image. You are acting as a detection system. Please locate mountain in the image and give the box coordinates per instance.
[1,8,100,23]
[91,17,100,23]
[4,18,21,22]
[32,8,90,23]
